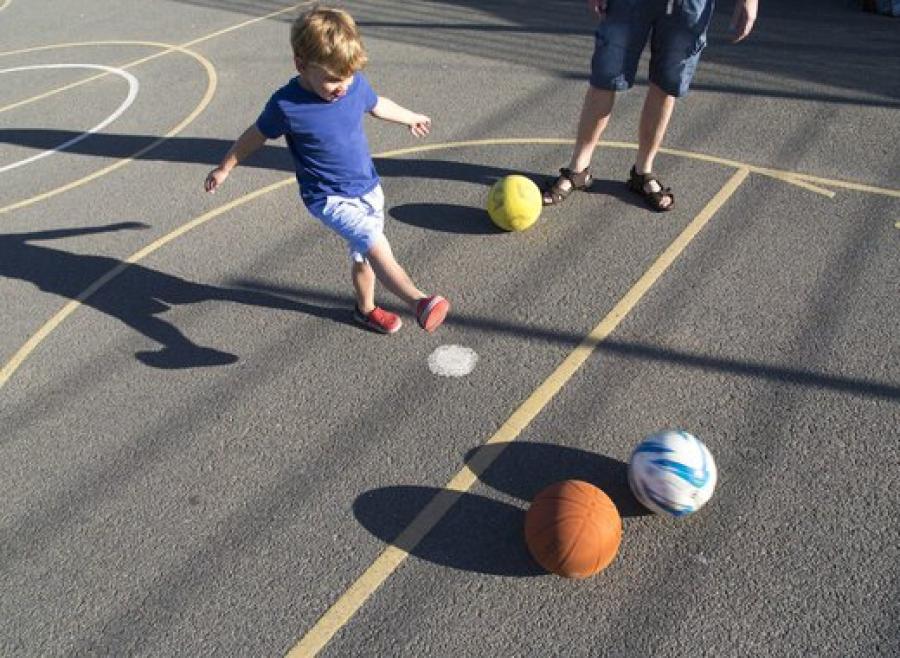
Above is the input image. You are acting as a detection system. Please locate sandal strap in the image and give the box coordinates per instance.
[629,166,661,186]
[628,166,674,211]
[560,167,593,188]
[542,166,594,206]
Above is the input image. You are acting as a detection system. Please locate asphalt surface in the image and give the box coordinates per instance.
[1,1,898,656]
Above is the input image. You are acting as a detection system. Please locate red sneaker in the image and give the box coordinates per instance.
[354,306,402,334]
[416,295,449,332]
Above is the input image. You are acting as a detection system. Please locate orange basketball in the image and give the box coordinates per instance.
[524,480,622,578]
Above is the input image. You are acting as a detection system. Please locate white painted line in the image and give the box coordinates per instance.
[0,64,138,173]
[427,345,479,377]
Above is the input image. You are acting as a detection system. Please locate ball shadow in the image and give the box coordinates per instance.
[465,441,651,518]
[389,203,504,235]
[353,486,543,577]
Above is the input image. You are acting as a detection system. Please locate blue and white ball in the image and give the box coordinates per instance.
[627,430,717,517]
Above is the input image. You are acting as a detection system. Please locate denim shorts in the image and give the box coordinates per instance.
[306,185,385,263]
[590,0,715,97]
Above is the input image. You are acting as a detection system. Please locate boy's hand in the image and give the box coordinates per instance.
[408,114,431,138]
[204,167,229,193]
[729,0,758,43]
[588,0,608,20]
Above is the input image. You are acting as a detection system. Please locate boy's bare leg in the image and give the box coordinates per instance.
[569,85,616,175]
[352,260,376,313]
[634,83,676,207]
[365,236,424,309]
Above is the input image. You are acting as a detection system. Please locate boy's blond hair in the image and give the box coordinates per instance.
[291,6,367,77]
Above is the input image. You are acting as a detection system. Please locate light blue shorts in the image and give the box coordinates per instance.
[590,0,714,98]
[307,185,385,263]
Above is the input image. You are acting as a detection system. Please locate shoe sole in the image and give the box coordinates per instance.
[417,296,449,333]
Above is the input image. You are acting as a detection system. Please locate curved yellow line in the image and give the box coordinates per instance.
[0,1,303,58]
[0,178,294,388]
[373,137,899,199]
[0,40,202,115]
[0,1,304,112]
[0,41,217,215]
[2,139,898,391]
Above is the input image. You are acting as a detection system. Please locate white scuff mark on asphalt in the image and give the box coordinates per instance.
[427,345,478,378]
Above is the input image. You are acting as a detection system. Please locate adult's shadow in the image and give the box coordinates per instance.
[466,441,649,518]
[353,485,542,577]
[1,222,350,369]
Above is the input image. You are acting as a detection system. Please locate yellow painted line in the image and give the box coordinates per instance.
[178,2,306,49]
[0,177,294,388]
[787,172,900,199]
[0,2,306,112]
[285,167,750,657]
[377,138,898,199]
[0,1,306,214]
[600,142,838,198]
[2,137,898,389]
[0,52,113,114]
[0,42,216,215]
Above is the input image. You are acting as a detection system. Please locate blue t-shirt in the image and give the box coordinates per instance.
[256,73,380,208]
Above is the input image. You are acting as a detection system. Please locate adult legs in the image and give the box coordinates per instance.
[569,85,616,173]
[634,82,676,208]
[543,85,615,204]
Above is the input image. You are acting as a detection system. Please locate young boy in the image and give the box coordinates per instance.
[204,6,449,334]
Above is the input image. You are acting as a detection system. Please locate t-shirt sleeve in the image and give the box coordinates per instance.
[256,95,286,139]
[356,74,378,112]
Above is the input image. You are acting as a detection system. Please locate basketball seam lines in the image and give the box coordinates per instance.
[554,514,588,575]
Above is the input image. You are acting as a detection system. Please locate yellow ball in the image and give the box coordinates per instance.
[487,174,542,232]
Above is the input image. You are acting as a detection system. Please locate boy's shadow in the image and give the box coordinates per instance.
[353,441,647,577]
[1,222,350,369]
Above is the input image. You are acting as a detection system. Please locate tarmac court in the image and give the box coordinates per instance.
[1,1,898,656]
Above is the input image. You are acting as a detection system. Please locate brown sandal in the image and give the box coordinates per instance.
[627,166,674,211]
[542,167,593,206]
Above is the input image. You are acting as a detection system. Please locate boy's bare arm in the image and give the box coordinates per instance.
[204,125,268,193]
[370,97,431,138]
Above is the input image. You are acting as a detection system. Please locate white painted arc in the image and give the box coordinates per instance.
[0,63,139,173]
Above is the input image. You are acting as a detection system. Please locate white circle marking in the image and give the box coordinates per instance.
[0,63,139,173]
